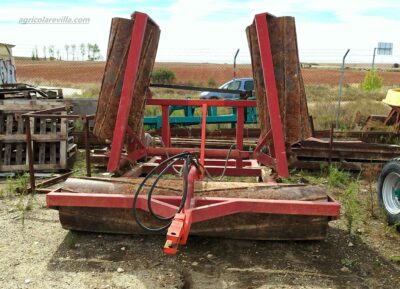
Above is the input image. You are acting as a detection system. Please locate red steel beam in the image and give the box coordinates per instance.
[107,12,148,172]
[47,191,340,218]
[151,158,254,167]
[146,147,251,159]
[255,13,289,178]
[141,164,261,177]
[236,106,244,168]
[200,103,207,177]
[147,98,257,107]
[161,105,171,147]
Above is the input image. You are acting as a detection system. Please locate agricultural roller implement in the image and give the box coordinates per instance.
[45,11,340,254]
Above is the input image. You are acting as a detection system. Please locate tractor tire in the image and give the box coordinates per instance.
[378,159,400,227]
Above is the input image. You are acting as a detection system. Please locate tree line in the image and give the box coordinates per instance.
[31,44,102,61]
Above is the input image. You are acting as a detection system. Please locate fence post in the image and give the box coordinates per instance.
[335,49,350,129]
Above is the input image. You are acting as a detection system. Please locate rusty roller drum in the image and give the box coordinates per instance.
[57,178,331,240]
[93,14,160,141]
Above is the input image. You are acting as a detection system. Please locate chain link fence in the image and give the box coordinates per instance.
[8,50,400,130]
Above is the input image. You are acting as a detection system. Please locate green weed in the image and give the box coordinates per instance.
[362,166,380,218]
[327,166,350,188]
[16,195,34,226]
[343,182,361,234]
[282,169,325,185]
[341,257,357,268]
[389,255,400,264]
[74,119,84,132]
[65,231,78,249]
[383,220,400,236]
[2,174,29,198]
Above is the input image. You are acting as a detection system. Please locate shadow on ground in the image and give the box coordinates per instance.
[47,227,400,289]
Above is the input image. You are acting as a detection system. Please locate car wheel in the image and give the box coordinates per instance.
[210,96,219,99]
[378,159,400,227]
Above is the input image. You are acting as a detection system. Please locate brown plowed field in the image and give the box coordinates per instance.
[15,59,400,86]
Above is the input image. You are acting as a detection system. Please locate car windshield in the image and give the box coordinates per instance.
[221,80,241,90]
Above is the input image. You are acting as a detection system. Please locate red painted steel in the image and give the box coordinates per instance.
[107,12,148,172]
[161,105,171,147]
[126,149,147,163]
[141,163,261,177]
[184,166,198,211]
[255,13,289,178]
[47,191,340,219]
[236,107,244,151]
[253,130,271,155]
[164,213,186,254]
[147,98,257,107]
[256,152,275,166]
[49,12,342,255]
[200,104,207,178]
[146,147,251,159]
[236,106,244,168]
[152,158,254,167]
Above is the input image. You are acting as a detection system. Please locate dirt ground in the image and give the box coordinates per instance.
[14,59,400,86]
[0,187,399,289]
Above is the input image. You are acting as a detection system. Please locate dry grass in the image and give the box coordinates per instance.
[16,62,398,131]
[305,84,390,103]
[309,100,391,130]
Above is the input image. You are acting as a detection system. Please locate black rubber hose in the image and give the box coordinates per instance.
[146,154,189,221]
[132,152,191,232]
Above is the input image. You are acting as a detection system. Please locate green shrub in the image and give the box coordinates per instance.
[151,68,176,84]
[361,71,383,91]
[208,78,217,87]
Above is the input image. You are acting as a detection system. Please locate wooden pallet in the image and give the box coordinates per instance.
[0,99,76,172]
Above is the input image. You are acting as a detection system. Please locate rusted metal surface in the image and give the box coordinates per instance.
[28,171,73,193]
[93,15,160,141]
[364,108,400,133]
[59,207,329,240]
[247,14,311,145]
[313,130,400,143]
[290,137,400,165]
[84,116,92,177]
[54,177,330,240]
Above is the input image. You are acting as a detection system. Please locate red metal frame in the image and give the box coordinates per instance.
[46,12,341,255]
[253,13,289,178]
[47,171,340,254]
[108,12,148,172]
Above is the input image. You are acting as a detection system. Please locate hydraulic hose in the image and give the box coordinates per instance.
[132,152,193,232]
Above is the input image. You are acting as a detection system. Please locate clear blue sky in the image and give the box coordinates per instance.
[1,0,399,63]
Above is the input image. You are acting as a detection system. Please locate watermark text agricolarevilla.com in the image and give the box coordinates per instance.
[18,16,90,24]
